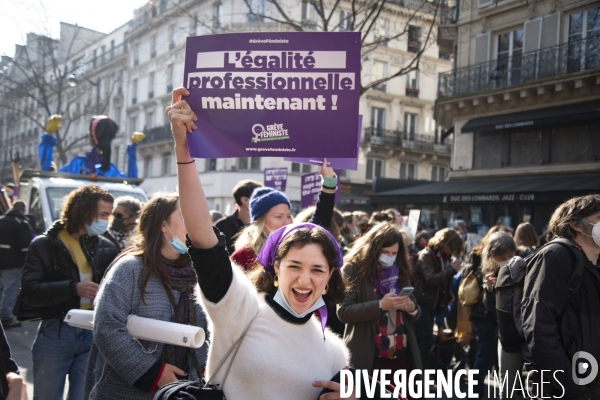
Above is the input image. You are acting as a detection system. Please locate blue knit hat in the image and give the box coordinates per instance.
[249,187,291,222]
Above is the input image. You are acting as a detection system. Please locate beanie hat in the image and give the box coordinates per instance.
[249,187,291,222]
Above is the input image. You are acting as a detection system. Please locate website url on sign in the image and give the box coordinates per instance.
[245,148,296,152]
[248,39,290,44]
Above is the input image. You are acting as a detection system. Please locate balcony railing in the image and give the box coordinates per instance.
[143,125,172,144]
[363,127,452,153]
[438,37,600,98]
[73,43,127,76]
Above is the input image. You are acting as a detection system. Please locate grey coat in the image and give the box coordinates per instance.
[84,255,209,400]
[337,262,422,373]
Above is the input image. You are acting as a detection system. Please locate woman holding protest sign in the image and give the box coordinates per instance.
[166,87,360,400]
[338,222,422,375]
[84,194,209,400]
[231,165,337,271]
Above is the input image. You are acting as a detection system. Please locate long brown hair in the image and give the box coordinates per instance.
[514,222,539,248]
[248,227,347,305]
[128,193,190,305]
[428,227,464,256]
[344,222,410,284]
[471,224,513,257]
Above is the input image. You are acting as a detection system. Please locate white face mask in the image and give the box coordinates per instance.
[379,253,397,267]
[585,221,600,248]
[273,289,325,318]
[496,259,510,268]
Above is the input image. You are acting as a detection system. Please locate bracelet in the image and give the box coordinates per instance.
[177,159,195,165]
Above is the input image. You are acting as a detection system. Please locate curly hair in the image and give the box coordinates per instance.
[248,227,347,306]
[61,185,113,234]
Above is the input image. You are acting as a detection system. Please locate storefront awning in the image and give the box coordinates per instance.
[462,100,600,133]
[370,173,600,205]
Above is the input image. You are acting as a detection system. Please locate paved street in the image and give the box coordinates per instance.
[5,321,38,400]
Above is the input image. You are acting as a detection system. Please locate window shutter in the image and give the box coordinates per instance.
[541,12,560,48]
[474,32,491,64]
[478,0,493,8]
[524,17,542,53]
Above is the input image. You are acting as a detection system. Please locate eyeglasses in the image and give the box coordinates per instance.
[113,213,133,219]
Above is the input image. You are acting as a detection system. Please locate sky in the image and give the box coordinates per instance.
[0,0,149,57]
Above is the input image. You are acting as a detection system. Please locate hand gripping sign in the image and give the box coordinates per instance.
[183,32,361,158]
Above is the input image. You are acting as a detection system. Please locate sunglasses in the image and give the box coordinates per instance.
[113,213,133,219]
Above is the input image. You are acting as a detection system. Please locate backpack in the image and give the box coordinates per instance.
[494,238,587,353]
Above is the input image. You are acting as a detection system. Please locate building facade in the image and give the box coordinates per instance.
[1,0,454,213]
[372,0,600,234]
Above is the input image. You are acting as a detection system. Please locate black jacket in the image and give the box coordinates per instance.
[415,247,454,311]
[0,210,33,269]
[522,242,600,399]
[214,210,244,255]
[19,220,118,319]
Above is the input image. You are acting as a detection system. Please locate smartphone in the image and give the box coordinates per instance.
[398,287,414,297]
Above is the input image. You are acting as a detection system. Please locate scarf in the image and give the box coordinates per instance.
[159,261,199,372]
[107,229,132,250]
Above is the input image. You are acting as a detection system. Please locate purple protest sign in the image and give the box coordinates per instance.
[285,115,362,170]
[183,32,361,158]
[264,168,288,192]
[301,171,340,209]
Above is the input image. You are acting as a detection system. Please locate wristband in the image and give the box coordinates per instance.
[321,174,337,188]
[177,159,195,165]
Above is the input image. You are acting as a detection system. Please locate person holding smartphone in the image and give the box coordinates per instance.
[338,222,421,376]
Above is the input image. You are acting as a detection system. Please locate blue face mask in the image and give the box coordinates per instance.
[85,219,109,236]
[165,225,187,255]
[273,289,326,318]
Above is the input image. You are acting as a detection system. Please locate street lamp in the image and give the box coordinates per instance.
[67,74,100,114]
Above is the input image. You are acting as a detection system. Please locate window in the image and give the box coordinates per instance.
[112,146,120,168]
[169,26,176,49]
[206,159,217,171]
[148,72,155,99]
[238,157,260,170]
[132,79,138,104]
[404,113,418,139]
[248,0,265,22]
[133,44,139,66]
[129,116,137,133]
[406,70,419,97]
[496,28,524,86]
[114,107,121,126]
[510,132,542,166]
[400,162,416,180]
[213,2,223,28]
[372,61,388,91]
[551,125,595,164]
[371,107,385,138]
[150,35,157,58]
[567,7,600,73]
[431,165,446,181]
[375,18,389,45]
[408,26,421,53]
[366,158,383,180]
[340,10,353,31]
[474,132,505,169]
[162,152,172,176]
[167,64,174,92]
[302,1,318,26]
[292,163,312,173]
[146,112,154,129]
[144,156,153,178]
[190,14,198,35]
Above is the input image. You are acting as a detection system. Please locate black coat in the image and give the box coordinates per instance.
[19,221,118,319]
[214,210,244,255]
[522,242,600,399]
[0,210,33,269]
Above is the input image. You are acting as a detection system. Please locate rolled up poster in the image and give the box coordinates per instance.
[126,315,205,349]
[64,309,94,330]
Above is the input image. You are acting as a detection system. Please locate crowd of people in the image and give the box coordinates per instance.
[0,87,598,400]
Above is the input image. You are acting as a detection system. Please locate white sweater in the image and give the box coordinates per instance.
[200,265,349,400]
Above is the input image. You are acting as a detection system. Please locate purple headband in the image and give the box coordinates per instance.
[256,222,343,339]
[256,222,343,273]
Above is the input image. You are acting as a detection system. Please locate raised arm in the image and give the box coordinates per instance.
[166,88,217,250]
[309,159,337,230]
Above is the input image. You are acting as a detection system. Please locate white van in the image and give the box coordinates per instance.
[18,170,148,234]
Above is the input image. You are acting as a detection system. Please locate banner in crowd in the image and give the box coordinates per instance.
[264,167,288,191]
[301,171,340,208]
[183,32,361,158]
[284,115,362,170]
